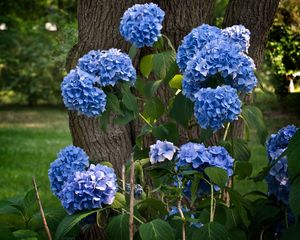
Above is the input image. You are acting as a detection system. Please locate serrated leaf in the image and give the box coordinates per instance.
[242,105,268,145]
[192,222,229,240]
[144,80,162,98]
[286,129,300,180]
[152,51,176,79]
[129,45,138,60]
[289,175,300,216]
[191,175,201,205]
[137,198,168,215]
[121,85,138,114]
[204,167,228,188]
[152,122,179,144]
[107,214,129,240]
[169,74,183,89]
[106,93,122,115]
[13,229,39,239]
[114,106,135,125]
[234,161,252,180]
[143,98,164,122]
[111,192,126,209]
[140,55,153,78]
[170,92,194,127]
[54,209,99,240]
[139,219,175,240]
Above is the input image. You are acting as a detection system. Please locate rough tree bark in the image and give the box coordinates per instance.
[222,0,280,138]
[66,0,216,176]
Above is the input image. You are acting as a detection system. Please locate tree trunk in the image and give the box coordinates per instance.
[66,0,216,176]
[222,0,280,138]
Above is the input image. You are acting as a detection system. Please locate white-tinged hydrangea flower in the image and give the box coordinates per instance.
[60,164,118,215]
[77,48,136,87]
[222,25,250,52]
[120,3,165,48]
[177,24,222,73]
[149,140,177,164]
[48,146,89,198]
[61,68,107,117]
[265,125,298,204]
[194,86,242,132]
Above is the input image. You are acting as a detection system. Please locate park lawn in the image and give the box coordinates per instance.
[0,91,299,206]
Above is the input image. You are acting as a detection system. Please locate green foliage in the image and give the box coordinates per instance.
[204,167,228,188]
[139,219,175,240]
[107,214,130,240]
[192,222,229,240]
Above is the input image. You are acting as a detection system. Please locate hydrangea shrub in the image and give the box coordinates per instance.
[50,2,300,240]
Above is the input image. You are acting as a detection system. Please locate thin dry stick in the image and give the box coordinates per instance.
[32,176,52,240]
[129,157,135,240]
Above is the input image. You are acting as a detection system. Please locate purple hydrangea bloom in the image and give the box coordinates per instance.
[61,68,107,117]
[149,140,177,164]
[177,24,222,73]
[176,142,206,169]
[265,125,298,204]
[120,3,165,48]
[222,25,250,52]
[48,146,89,198]
[193,86,242,132]
[60,164,118,214]
[78,49,136,87]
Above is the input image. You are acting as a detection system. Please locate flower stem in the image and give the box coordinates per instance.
[177,198,186,240]
[223,122,231,141]
[138,113,153,128]
[210,183,215,222]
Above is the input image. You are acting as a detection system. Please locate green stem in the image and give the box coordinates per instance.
[223,122,231,141]
[138,113,153,128]
[210,183,215,222]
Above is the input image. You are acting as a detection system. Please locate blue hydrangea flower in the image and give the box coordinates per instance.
[193,86,242,131]
[167,206,203,228]
[48,146,89,198]
[125,183,144,199]
[222,25,250,52]
[176,142,206,169]
[177,24,222,73]
[78,50,102,77]
[77,49,136,87]
[267,125,298,161]
[120,3,165,48]
[60,164,118,214]
[149,140,177,164]
[265,125,298,204]
[61,68,107,117]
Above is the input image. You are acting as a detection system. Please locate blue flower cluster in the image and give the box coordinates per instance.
[120,3,165,48]
[265,125,298,204]
[61,69,107,117]
[78,48,136,87]
[167,206,203,229]
[177,24,256,103]
[193,86,241,131]
[176,142,234,176]
[60,164,118,214]
[125,183,144,199]
[49,146,118,214]
[62,47,135,117]
[48,146,89,198]
[149,140,177,164]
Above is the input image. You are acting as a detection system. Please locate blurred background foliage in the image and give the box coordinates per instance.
[0,0,77,105]
[0,0,299,105]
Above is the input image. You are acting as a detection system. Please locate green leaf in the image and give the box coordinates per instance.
[152,122,179,144]
[169,74,183,89]
[228,228,247,240]
[286,129,300,180]
[143,98,164,122]
[107,214,130,240]
[191,175,201,205]
[289,175,300,216]
[111,192,126,209]
[54,209,99,240]
[281,223,300,240]
[234,161,253,180]
[199,128,213,142]
[137,198,168,215]
[114,106,135,125]
[163,61,179,84]
[170,92,194,127]
[13,229,38,239]
[232,139,251,162]
[121,85,138,114]
[129,45,138,60]
[152,51,176,79]
[106,93,122,115]
[242,105,268,145]
[0,228,16,240]
[144,80,162,98]
[192,222,229,240]
[140,55,153,78]
[204,167,228,188]
[139,219,175,240]
[100,108,111,131]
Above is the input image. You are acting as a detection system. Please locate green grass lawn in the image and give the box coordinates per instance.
[0,107,71,208]
[0,91,299,206]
